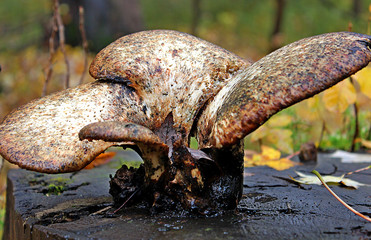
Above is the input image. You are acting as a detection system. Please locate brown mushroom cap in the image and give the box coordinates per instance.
[89,30,250,140]
[196,32,371,148]
[1,30,370,174]
[0,30,249,173]
[0,81,146,173]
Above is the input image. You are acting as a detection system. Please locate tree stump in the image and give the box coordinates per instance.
[3,151,371,240]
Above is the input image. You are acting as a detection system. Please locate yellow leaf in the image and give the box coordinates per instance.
[261,145,281,159]
[294,97,321,122]
[353,66,371,99]
[244,147,299,170]
[249,125,268,142]
[307,94,321,109]
[266,129,293,153]
[361,139,371,149]
[265,158,297,171]
[322,79,356,113]
[267,115,292,128]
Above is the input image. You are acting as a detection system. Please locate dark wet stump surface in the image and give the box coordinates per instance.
[3,150,371,240]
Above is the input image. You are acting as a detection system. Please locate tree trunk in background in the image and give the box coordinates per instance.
[352,0,362,19]
[269,0,286,52]
[191,0,201,36]
[61,0,145,52]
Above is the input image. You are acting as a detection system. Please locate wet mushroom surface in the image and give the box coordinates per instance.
[0,30,371,214]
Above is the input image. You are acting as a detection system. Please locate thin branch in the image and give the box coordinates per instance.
[90,206,112,216]
[54,0,70,89]
[349,77,360,152]
[110,188,139,214]
[311,170,371,222]
[286,150,299,159]
[42,6,58,96]
[317,121,326,150]
[346,165,371,176]
[79,5,89,85]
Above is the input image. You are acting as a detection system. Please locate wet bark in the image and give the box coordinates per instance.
[4,153,371,239]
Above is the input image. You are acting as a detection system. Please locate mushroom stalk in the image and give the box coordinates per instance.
[0,30,370,213]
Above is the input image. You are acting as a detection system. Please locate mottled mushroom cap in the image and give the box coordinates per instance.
[89,30,250,135]
[0,30,249,173]
[0,81,142,172]
[197,32,371,148]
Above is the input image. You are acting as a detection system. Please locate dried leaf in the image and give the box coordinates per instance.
[361,138,371,149]
[295,97,322,122]
[329,150,371,163]
[265,158,298,171]
[154,113,179,147]
[322,79,356,113]
[244,146,299,170]
[291,171,370,189]
[84,152,116,169]
[249,123,293,154]
[249,125,268,142]
[267,115,292,128]
[261,145,281,159]
[267,129,293,154]
[353,66,371,99]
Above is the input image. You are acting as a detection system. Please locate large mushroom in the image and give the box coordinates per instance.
[0,30,370,213]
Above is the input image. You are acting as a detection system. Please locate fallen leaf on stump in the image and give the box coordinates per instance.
[290,171,370,189]
[244,146,300,171]
[84,152,116,169]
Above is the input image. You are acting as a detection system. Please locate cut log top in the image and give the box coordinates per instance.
[3,153,371,239]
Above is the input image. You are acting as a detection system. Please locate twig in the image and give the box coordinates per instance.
[110,189,139,214]
[90,206,112,216]
[311,170,371,222]
[42,7,58,96]
[54,0,70,89]
[346,165,371,176]
[286,150,299,160]
[78,5,88,85]
[349,76,359,152]
[317,121,326,150]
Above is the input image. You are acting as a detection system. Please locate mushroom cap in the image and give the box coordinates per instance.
[89,30,250,139]
[197,32,371,148]
[0,81,146,172]
[1,30,370,173]
[0,30,249,173]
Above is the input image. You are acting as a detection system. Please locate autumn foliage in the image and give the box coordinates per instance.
[245,65,371,154]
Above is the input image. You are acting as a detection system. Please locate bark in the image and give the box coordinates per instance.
[269,0,286,52]
[191,0,201,36]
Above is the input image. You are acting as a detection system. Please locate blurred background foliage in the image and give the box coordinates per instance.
[0,0,370,152]
[1,0,371,236]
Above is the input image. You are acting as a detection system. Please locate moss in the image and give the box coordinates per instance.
[46,183,66,196]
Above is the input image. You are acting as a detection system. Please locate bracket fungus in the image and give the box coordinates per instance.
[1,30,371,213]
